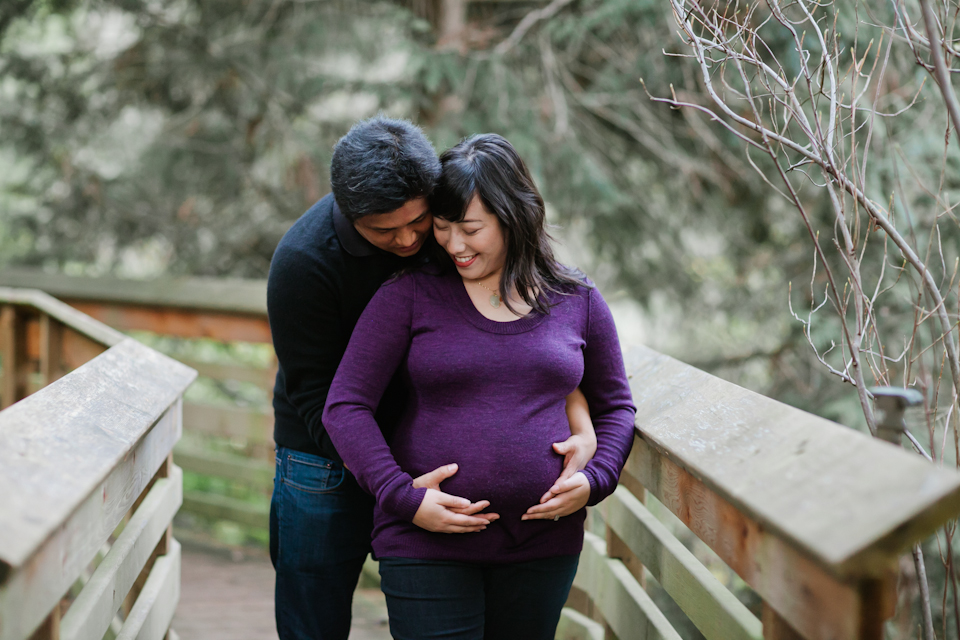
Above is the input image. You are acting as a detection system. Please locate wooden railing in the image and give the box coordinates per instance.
[0,287,196,639]
[562,346,960,640]
[4,269,960,640]
[0,269,276,537]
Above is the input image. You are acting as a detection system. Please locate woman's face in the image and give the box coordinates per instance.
[433,195,507,281]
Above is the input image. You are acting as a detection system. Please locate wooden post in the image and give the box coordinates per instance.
[39,314,64,388]
[1,305,30,409]
[857,574,897,640]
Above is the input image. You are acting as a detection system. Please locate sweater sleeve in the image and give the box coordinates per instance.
[322,275,427,521]
[578,286,637,506]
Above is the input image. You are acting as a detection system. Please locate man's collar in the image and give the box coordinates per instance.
[332,199,379,258]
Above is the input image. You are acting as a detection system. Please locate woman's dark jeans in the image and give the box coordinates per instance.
[378,554,580,640]
[270,446,374,640]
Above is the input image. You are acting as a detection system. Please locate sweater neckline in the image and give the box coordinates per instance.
[447,271,548,335]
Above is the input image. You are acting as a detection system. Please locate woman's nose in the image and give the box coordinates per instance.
[443,230,464,253]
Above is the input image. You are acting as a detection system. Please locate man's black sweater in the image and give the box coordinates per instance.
[268,193,417,461]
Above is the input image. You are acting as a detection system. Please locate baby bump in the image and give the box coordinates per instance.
[393,417,569,513]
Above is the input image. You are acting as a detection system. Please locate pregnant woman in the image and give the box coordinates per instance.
[322,133,636,640]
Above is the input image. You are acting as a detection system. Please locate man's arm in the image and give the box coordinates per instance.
[559,387,598,479]
[267,244,345,455]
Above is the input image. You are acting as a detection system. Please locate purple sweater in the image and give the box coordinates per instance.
[323,268,636,562]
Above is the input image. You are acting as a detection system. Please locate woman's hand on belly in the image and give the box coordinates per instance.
[411,463,501,533]
[521,471,590,521]
[413,488,500,533]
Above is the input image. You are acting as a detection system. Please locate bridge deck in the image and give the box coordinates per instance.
[173,545,391,640]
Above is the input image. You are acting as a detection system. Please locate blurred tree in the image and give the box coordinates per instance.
[0,0,889,422]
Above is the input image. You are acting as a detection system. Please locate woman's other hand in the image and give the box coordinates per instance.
[522,472,590,521]
[413,488,500,533]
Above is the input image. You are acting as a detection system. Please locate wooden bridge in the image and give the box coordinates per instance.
[2,268,960,640]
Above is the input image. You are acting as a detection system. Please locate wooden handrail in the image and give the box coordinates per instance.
[566,346,960,640]
[0,289,197,640]
[623,346,960,576]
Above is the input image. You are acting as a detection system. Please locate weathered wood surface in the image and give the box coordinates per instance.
[116,540,182,640]
[0,403,183,640]
[574,532,681,640]
[601,486,762,640]
[625,435,869,640]
[60,469,183,640]
[0,340,195,639]
[625,345,960,576]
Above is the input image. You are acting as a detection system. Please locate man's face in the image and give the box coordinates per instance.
[353,197,432,257]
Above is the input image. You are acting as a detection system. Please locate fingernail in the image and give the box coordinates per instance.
[449,464,457,471]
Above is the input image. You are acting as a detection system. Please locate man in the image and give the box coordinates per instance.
[267,116,594,639]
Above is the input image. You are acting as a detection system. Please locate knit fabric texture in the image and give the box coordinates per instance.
[323,268,636,563]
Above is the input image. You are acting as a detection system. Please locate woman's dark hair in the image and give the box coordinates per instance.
[430,133,588,315]
[331,116,441,222]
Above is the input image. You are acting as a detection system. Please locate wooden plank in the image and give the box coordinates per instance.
[557,608,605,640]
[601,486,762,640]
[115,540,181,640]
[180,491,270,529]
[1,305,31,409]
[625,346,960,576]
[183,402,274,445]
[60,468,183,640]
[0,402,184,640]
[0,269,267,316]
[624,436,865,640]
[574,532,681,640]
[24,314,40,361]
[0,288,125,348]
[39,315,65,387]
[177,359,275,389]
[69,302,272,343]
[174,444,274,491]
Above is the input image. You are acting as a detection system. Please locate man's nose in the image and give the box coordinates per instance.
[396,227,418,248]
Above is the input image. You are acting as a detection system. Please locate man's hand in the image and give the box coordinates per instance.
[522,472,590,521]
[411,463,499,532]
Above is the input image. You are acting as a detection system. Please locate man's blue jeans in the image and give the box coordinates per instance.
[378,554,580,640]
[270,447,374,640]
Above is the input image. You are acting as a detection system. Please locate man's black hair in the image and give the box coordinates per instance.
[330,116,441,222]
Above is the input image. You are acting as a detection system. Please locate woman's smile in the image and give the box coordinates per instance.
[453,254,478,268]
